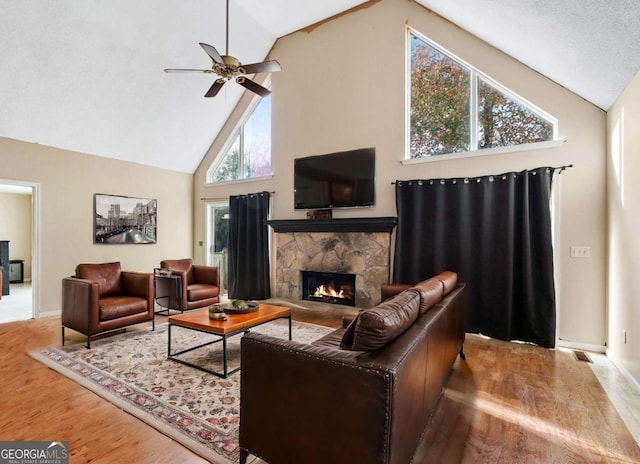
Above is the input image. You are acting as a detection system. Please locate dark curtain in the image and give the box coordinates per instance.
[228,191,271,300]
[393,167,559,348]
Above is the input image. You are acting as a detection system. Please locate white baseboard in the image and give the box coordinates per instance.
[37,309,61,318]
[606,351,640,395]
[557,338,606,353]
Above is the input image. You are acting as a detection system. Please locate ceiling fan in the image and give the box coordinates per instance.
[164,0,281,98]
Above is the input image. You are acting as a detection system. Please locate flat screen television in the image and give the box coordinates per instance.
[294,147,375,210]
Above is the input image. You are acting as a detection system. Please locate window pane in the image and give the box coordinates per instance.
[207,203,229,294]
[243,95,272,178]
[208,91,272,184]
[478,78,554,149]
[410,33,470,158]
[213,206,229,253]
[211,135,240,182]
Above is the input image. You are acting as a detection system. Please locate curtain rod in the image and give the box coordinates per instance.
[200,191,275,201]
[390,164,573,184]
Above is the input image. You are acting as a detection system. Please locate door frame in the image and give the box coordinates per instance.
[0,178,40,318]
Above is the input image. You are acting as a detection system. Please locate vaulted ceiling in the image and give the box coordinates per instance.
[1,0,638,174]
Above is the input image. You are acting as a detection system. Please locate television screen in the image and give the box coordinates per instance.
[294,147,375,210]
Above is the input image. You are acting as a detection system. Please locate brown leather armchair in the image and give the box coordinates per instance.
[156,258,220,314]
[61,262,155,348]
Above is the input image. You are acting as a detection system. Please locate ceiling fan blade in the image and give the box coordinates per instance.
[239,60,282,75]
[235,76,271,97]
[164,68,213,73]
[199,43,224,64]
[205,79,226,98]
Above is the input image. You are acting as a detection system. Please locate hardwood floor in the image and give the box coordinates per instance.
[0,315,208,464]
[1,313,638,463]
[414,335,640,463]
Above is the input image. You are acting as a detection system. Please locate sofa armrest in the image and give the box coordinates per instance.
[192,265,219,287]
[342,310,360,328]
[240,333,391,464]
[61,277,100,333]
[381,283,412,302]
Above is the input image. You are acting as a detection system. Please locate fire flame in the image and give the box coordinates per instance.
[313,285,345,299]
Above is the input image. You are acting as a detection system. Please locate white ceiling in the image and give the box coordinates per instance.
[1,0,638,174]
[419,0,640,111]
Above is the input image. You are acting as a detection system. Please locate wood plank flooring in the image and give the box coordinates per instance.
[413,335,640,463]
[1,313,638,463]
[0,316,208,464]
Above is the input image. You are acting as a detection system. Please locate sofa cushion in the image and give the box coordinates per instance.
[411,277,444,315]
[187,283,218,301]
[341,289,420,351]
[437,271,458,294]
[99,296,148,320]
[76,262,122,297]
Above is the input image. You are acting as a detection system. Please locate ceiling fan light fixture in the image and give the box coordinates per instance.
[164,0,281,98]
[222,55,241,67]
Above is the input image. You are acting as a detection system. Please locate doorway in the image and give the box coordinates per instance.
[0,179,39,323]
[206,202,230,297]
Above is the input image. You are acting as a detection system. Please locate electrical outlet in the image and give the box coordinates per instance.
[570,246,591,258]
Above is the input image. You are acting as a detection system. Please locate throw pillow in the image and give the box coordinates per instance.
[340,289,420,351]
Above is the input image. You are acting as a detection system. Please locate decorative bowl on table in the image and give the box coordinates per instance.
[209,304,227,320]
[223,300,259,314]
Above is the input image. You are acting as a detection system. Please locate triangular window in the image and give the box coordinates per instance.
[409,31,556,159]
[208,94,272,183]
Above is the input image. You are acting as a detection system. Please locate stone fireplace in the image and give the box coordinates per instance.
[269,217,397,308]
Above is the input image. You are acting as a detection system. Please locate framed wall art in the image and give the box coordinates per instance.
[94,194,157,244]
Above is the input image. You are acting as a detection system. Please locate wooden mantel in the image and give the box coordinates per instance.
[266,217,397,233]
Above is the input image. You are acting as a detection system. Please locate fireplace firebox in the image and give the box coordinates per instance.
[301,271,356,307]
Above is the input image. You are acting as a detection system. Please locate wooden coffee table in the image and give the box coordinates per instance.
[167,303,291,378]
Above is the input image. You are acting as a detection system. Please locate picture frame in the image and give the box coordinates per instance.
[94,193,157,244]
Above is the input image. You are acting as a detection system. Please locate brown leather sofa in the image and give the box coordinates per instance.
[157,258,220,314]
[61,262,155,348]
[239,271,465,464]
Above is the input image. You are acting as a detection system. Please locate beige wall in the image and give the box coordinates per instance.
[607,69,640,388]
[0,192,32,280]
[194,0,607,346]
[0,136,193,314]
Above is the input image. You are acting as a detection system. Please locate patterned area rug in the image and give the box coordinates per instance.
[28,319,332,464]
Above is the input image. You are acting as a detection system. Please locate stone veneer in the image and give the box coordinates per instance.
[274,232,391,308]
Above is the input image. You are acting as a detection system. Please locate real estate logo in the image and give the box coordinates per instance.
[0,441,69,464]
